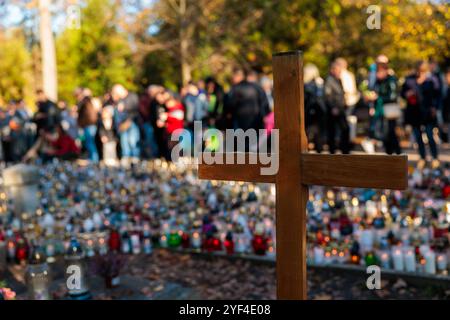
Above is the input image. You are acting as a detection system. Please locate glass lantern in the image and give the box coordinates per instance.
[26,246,51,300]
[64,237,91,300]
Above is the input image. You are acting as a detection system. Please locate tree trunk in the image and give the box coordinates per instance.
[179,0,191,86]
[39,0,58,102]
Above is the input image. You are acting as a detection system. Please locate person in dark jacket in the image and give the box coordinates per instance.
[371,61,401,155]
[443,68,450,143]
[34,90,60,134]
[205,77,225,129]
[304,63,326,152]
[77,96,99,162]
[401,61,440,168]
[150,90,170,160]
[224,69,270,151]
[111,84,141,162]
[139,85,162,159]
[324,61,351,154]
[225,69,270,129]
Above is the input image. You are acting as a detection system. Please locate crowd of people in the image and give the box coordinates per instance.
[305,56,450,169]
[0,55,449,168]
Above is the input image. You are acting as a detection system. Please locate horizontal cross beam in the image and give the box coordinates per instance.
[197,152,408,190]
[197,153,274,183]
[301,153,408,190]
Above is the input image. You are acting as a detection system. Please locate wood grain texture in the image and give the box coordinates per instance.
[273,51,308,300]
[301,153,408,190]
[197,153,275,183]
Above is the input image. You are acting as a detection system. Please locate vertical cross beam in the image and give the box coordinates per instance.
[272,51,307,299]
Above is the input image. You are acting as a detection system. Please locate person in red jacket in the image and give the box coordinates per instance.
[165,94,185,135]
[164,93,185,156]
[43,124,80,161]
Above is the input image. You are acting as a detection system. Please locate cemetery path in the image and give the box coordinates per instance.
[4,249,449,300]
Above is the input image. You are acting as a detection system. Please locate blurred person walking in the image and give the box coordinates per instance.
[140,85,162,158]
[324,60,351,154]
[151,90,170,160]
[165,91,185,156]
[183,82,209,151]
[402,61,440,168]
[225,69,270,131]
[98,105,118,166]
[205,77,225,129]
[111,84,141,163]
[33,89,60,134]
[368,57,402,155]
[224,69,270,151]
[77,96,99,163]
[304,63,326,152]
[336,58,360,111]
[442,68,450,144]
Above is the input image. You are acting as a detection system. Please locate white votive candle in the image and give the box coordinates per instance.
[313,247,324,265]
[160,235,168,248]
[436,253,447,272]
[191,232,201,249]
[424,251,436,275]
[380,252,390,269]
[392,249,404,271]
[404,249,416,272]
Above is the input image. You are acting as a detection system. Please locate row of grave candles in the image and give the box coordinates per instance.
[311,244,448,275]
[0,224,274,265]
[0,161,449,277]
[1,218,448,276]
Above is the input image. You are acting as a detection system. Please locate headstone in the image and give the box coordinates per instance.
[2,164,40,216]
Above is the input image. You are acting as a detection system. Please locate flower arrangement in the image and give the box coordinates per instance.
[0,281,16,300]
[90,252,127,288]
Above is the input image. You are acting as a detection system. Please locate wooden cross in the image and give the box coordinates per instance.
[198,51,408,300]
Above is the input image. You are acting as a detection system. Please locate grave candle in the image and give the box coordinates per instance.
[418,228,430,243]
[324,251,332,265]
[108,228,121,252]
[168,231,182,248]
[86,239,95,257]
[424,251,436,274]
[45,237,55,258]
[143,233,153,255]
[0,240,6,272]
[437,253,447,272]
[350,253,360,265]
[379,252,390,269]
[224,232,234,255]
[98,236,108,256]
[15,239,28,264]
[267,245,275,258]
[160,235,168,248]
[181,232,190,249]
[131,234,141,254]
[235,235,247,254]
[191,232,201,249]
[26,246,51,300]
[7,240,15,260]
[392,248,404,271]
[330,228,340,240]
[121,232,131,254]
[404,248,416,272]
[360,229,374,253]
[313,247,324,265]
[64,238,91,300]
[419,245,430,256]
